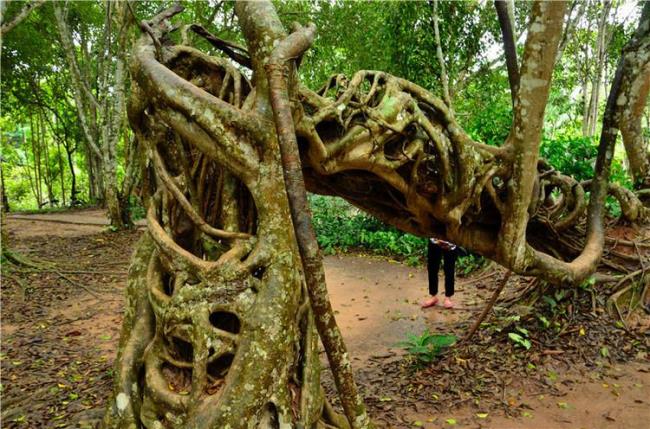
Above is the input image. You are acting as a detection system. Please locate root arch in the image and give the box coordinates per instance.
[103,2,650,428]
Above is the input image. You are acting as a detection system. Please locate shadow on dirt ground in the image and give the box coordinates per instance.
[1,211,649,428]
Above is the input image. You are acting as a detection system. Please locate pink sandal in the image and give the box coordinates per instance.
[421,296,439,308]
[443,297,455,309]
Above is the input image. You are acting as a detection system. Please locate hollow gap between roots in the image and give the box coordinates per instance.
[207,353,234,379]
[315,120,345,143]
[209,311,241,334]
[161,362,193,394]
[170,336,194,362]
[259,402,280,428]
[162,272,175,296]
[252,266,266,280]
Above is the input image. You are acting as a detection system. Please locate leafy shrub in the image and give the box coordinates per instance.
[127,195,146,221]
[456,253,488,276]
[398,330,457,364]
[310,194,485,272]
[508,327,532,350]
[310,194,427,258]
[540,133,598,182]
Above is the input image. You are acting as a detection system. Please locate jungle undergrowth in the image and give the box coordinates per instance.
[309,194,488,273]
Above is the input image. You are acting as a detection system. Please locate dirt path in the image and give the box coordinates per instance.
[7,209,145,239]
[325,254,467,362]
[1,210,648,428]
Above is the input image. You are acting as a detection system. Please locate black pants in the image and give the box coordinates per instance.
[427,241,456,297]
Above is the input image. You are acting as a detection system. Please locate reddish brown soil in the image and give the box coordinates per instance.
[1,211,648,428]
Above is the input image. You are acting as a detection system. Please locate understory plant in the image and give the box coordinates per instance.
[398,331,457,365]
[310,194,486,272]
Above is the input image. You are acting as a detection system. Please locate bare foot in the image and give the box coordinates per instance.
[443,297,454,309]
[421,296,439,308]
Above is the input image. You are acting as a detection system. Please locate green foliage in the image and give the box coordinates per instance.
[540,133,597,182]
[310,195,485,272]
[127,196,145,222]
[539,131,635,218]
[310,194,427,259]
[398,330,457,364]
[298,0,499,96]
[459,73,512,146]
[507,327,531,350]
[456,253,488,276]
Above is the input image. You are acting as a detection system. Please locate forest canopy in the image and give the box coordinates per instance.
[1,0,647,216]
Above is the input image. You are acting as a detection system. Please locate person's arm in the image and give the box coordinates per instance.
[431,238,456,251]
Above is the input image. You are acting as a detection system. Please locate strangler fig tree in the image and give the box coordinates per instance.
[102,1,650,428]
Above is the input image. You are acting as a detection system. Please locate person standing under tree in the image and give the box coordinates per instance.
[422,238,458,309]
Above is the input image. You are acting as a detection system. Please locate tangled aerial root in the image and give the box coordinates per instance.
[103,2,650,428]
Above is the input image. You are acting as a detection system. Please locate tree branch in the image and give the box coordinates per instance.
[53,2,102,159]
[188,24,252,68]
[150,148,252,240]
[130,38,261,182]
[0,0,45,36]
[495,0,520,106]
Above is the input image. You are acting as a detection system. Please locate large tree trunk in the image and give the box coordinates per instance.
[103,3,349,427]
[103,1,650,428]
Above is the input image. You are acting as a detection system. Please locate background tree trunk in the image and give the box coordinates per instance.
[617,2,650,188]
[29,114,43,207]
[38,109,55,206]
[54,0,132,227]
[585,1,612,137]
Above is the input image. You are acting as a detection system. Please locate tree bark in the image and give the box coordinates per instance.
[266,22,370,428]
[617,2,650,187]
[431,0,452,107]
[1,161,9,213]
[556,0,586,64]
[39,109,55,206]
[29,113,43,207]
[65,144,77,204]
[496,1,567,271]
[55,131,67,206]
[495,0,520,105]
[585,1,612,137]
[104,3,352,427]
[581,16,592,137]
